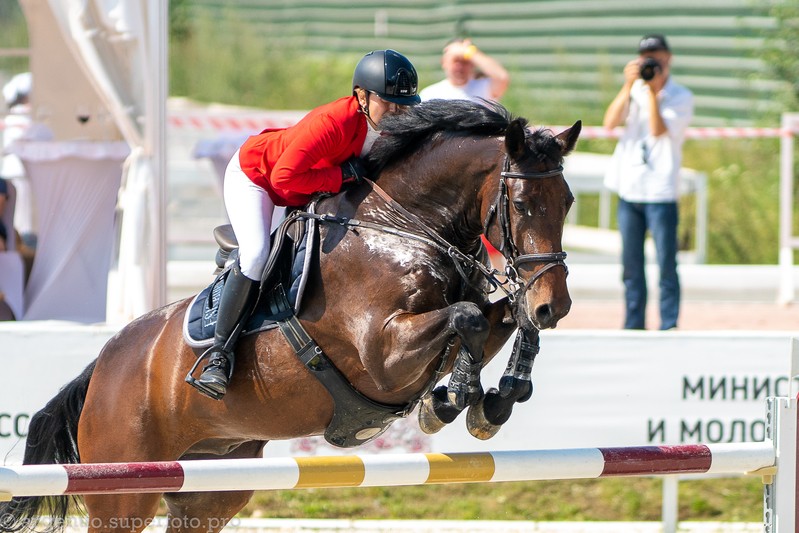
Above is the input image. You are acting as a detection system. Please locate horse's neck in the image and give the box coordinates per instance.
[377,138,498,249]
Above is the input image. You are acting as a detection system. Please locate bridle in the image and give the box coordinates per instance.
[482,155,569,300]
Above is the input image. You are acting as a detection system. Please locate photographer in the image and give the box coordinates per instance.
[602,34,694,330]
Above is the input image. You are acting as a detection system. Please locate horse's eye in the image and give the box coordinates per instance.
[512,200,527,214]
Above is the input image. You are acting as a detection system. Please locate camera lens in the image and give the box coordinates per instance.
[639,58,660,81]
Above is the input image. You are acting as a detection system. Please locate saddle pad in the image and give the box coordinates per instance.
[182,214,317,349]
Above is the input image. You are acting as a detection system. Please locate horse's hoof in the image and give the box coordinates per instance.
[466,399,502,440]
[418,395,447,435]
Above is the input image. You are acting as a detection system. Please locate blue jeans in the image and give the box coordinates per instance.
[617,199,680,330]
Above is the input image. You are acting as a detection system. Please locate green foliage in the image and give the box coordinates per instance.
[169,0,193,42]
[0,1,28,76]
[242,477,763,522]
[758,0,799,112]
[170,9,358,109]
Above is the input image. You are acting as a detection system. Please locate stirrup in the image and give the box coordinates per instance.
[185,375,225,401]
[185,348,232,401]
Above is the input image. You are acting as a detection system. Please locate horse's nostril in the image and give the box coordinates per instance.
[535,304,553,325]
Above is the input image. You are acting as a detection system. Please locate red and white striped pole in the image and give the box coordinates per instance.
[0,443,775,500]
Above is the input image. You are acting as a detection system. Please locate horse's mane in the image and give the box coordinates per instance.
[366,99,522,175]
[366,99,565,176]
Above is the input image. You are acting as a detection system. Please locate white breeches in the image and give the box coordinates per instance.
[223,150,275,281]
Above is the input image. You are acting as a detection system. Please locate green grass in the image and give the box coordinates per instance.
[240,477,763,522]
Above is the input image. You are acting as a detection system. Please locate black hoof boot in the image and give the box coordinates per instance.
[189,350,232,400]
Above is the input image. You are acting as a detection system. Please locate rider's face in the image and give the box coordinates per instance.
[367,92,409,125]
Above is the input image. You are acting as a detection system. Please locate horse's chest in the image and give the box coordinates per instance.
[356,231,454,304]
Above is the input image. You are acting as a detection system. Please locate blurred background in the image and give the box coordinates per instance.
[1,0,798,317]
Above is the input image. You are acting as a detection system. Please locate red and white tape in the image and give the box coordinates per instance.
[1,111,795,139]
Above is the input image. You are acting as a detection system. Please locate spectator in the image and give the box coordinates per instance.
[2,72,31,111]
[603,34,694,330]
[0,177,35,282]
[420,39,510,270]
[0,178,8,252]
[420,38,509,103]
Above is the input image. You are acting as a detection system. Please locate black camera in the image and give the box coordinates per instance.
[639,57,661,81]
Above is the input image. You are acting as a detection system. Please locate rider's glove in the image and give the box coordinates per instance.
[340,157,367,187]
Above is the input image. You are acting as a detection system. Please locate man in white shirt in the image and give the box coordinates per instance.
[603,34,694,330]
[420,39,509,103]
[420,39,511,270]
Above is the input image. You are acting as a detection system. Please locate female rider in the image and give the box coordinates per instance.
[188,49,421,400]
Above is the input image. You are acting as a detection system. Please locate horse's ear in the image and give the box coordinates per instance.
[505,119,528,159]
[555,120,582,156]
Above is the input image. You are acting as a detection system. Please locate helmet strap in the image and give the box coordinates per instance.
[358,91,380,130]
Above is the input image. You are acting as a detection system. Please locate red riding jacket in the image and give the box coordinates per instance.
[238,96,368,207]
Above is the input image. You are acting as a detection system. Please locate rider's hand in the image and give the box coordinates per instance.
[341,157,367,187]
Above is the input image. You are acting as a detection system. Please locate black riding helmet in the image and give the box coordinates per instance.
[352,49,421,106]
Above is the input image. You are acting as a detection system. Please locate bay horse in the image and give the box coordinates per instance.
[0,100,580,533]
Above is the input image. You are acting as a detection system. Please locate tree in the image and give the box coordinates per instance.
[760,0,799,111]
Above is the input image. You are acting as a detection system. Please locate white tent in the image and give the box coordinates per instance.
[10,0,167,323]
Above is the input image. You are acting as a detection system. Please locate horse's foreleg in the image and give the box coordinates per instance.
[374,302,490,433]
[467,328,539,440]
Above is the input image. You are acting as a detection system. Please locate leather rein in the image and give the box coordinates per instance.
[294,154,567,304]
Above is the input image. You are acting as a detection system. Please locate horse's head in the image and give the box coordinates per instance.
[484,119,581,330]
[367,100,580,329]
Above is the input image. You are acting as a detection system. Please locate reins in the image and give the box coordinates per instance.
[294,182,501,296]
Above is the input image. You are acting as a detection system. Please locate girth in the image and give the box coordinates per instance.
[268,284,410,448]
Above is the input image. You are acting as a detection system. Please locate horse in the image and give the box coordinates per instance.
[0,99,580,533]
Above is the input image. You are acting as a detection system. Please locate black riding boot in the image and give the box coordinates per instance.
[189,262,259,400]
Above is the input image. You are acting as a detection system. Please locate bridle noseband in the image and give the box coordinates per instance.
[483,156,568,300]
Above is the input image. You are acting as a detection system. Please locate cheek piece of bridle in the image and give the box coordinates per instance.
[483,156,568,300]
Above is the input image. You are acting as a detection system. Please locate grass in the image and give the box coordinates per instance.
[239,477,763,522]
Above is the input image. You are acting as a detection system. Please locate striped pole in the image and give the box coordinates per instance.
[0,443,774,500]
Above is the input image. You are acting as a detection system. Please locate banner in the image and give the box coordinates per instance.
[0,323,794,463]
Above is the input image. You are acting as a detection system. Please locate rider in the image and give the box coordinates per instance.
[188,49,421,400]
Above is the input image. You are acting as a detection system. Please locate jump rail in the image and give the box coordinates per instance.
[0,443,775,499]
[0,397,795,532]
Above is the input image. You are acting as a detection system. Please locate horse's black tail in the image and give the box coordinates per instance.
[0,361,96,533]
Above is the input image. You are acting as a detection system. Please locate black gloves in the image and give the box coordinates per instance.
[341,157,367,186]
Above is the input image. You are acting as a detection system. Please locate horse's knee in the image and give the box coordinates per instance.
[449,302,489,355]
[449,302,489,337]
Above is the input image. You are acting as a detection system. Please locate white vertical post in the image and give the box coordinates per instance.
[764,396,797,533]
[694,172,708,264]
[147,0,168,308]
[778,114,798,304]
[661,476,679,533]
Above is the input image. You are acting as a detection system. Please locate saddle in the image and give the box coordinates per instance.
[183,207,315,348]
